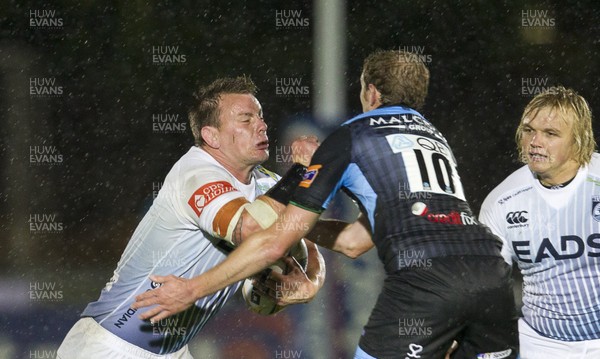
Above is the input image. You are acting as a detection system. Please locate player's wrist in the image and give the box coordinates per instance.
[188,276,205,301]
[265,163,307,205]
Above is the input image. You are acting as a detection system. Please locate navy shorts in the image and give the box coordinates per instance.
[358,255,519,358]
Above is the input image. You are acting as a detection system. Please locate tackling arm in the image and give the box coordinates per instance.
[132,204,320,322]
[192,204,320,296]
[308,213,374,258]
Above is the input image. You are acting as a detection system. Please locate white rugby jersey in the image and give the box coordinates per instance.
[81,146,279,354]
[480,153,600,341]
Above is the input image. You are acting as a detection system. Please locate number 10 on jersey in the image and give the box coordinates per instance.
[387,134,466,201]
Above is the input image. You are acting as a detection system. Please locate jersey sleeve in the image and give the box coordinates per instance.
[290,126,352,213]
[479,193,514,265]
[182,169,249,238]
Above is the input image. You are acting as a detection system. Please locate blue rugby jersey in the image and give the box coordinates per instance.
[291,105,501,273]
[480,154,600,341]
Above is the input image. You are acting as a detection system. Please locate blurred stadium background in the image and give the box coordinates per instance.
[1,1,598,358]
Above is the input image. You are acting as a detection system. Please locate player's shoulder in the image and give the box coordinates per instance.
[176,146,237,184]
[482,165,534,209]
[586,153,600,175]
[253,166,280,194]
[342,105,422,126]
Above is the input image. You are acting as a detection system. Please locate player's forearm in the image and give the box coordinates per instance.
[190,227,286,300]
[191,205,319,301]
[236,195,286,244]
[308,217,374,259]
[307,219,350,251]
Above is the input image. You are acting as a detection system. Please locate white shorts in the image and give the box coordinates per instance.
[57,318,193,359]
[519,318,600,359]
[353,345,376,359]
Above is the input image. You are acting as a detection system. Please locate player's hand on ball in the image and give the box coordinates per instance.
[263,256,318,306]
[132,275,196,323]
[291,135,319,166]
[242,240,311,315]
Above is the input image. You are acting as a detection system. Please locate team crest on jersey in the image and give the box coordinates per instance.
[299,164,322,188]
[592,195,600,221]
[385,134,413,154]
[187,181,236,217]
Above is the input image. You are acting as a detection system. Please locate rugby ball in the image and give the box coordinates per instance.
[241,239,308,315]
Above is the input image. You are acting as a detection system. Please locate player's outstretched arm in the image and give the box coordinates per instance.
[131,136,320,321]
[308,213,374,258]
[132,205,320,322]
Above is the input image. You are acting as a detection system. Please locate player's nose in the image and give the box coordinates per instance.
[257,117,268,133]
[529,133,541,147]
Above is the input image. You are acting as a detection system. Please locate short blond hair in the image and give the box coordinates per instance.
[516,86,595,165]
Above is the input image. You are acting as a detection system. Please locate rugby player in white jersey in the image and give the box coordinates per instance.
[57,77,328,358]
[479,87,600,358]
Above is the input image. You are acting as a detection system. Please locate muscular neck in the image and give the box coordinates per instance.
[200,145,255,184]
[538,175,576,189]
[536,162,580,188]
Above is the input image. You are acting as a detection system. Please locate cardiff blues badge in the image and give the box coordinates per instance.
[592,195,600,222]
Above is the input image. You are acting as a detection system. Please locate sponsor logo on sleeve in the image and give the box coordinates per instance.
[299,165,322,188]
[187,181,237,217]
[476,349,512,359]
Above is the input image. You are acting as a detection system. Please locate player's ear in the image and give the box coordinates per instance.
[201,126,220,149]
[367,84,382,108]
